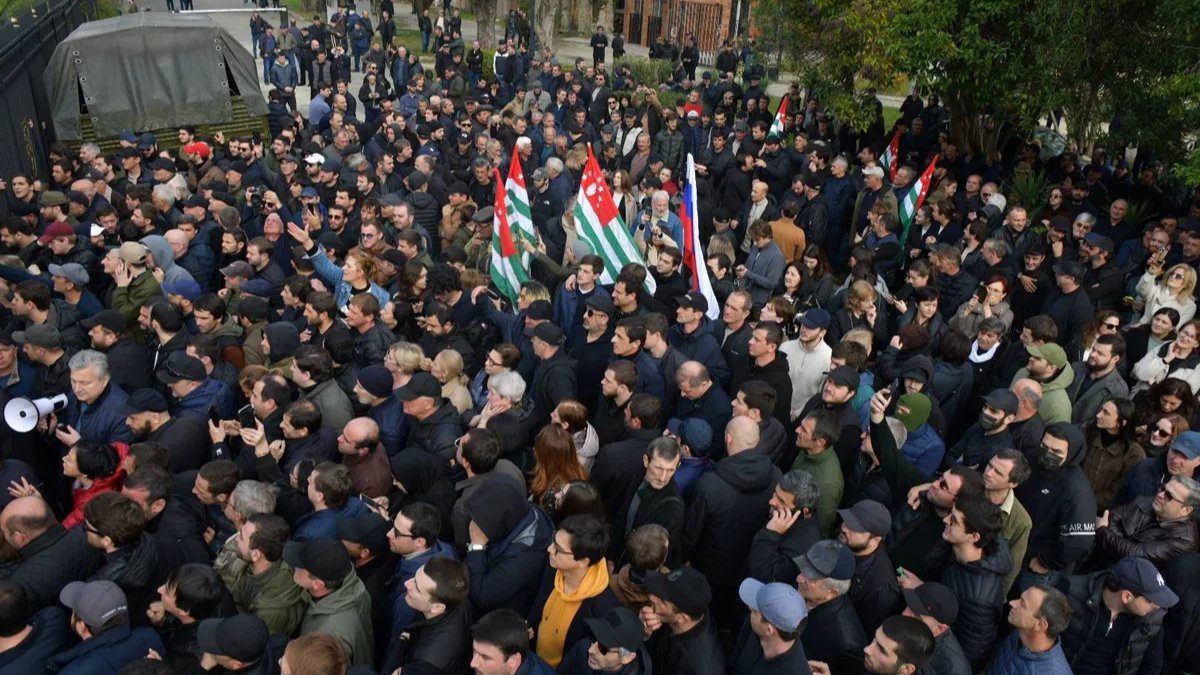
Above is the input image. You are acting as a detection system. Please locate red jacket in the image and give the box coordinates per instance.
[62,442,129,529]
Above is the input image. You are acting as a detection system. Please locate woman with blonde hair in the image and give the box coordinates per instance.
[385,341,424,390]
[831,278,886,347]
[550,400,600,471]
[529,424,588,516]
[431,349,473,414]
[1134,262,1197,327]
[1132,319,1200,394]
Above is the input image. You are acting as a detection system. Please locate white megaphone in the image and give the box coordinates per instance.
[4,394,69,433]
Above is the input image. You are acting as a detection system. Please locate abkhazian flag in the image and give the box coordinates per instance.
[882,129,901,183]
[679,153,719,320]
[768,96,788,138]
[490,168,529,304]
[897,154,940,264]
[505,147,536,266]
[574,145,656,294]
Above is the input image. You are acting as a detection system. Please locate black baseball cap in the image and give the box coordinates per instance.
[676,291,709,313]
[282,539,353,584]
[395,371,442,401]
[121,389,170,415]
[981,389,1019,415]
[156,354,207,384]
[1109,556,1179,608]
[525,300,553,321]
[826,365,860,390]
[531,322,564,346]
[837,499,891,538]
[81,309,128,334]
[645,568,711,618]
[903,582,959,625]
[337,512,391,553]
[196,614,270,662]
[584,607,644,653]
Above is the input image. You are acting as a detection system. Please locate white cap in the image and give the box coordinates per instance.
[90,224,106,237]
[304,153,326,165]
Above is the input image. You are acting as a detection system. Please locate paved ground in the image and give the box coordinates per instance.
[182,0,902,114]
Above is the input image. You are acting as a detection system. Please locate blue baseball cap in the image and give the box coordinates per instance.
[1171,431,1200,460]
[739,579,807,632]
[1109,557,1178,609]
[162,277,202,301]
[667,417,713,456]
[801,308,831,329]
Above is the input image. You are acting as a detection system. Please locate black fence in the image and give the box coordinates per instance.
[0,0,98,191]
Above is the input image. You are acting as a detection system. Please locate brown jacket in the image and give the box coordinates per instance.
[770,217,807,263]
[1082,430,1145,512]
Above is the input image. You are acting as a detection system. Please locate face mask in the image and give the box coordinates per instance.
[978,412,1003,431]
[1037,448,1063,471]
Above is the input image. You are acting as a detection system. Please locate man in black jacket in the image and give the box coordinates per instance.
[1060,556,1177,675]
[749,469,821,584]
[592,395,662,529]
[529,323,577,428]
[1013,422,1096,592]
[682,416,779,630]
[730,321,793,430]
[123,388,210,474]
[793,539,868,673]
[0,496,104,610]
[396,372,463,461]
[899,582,970,675]
[839,499,900,636]
[83,309,153,393]
[390,557,473,675]
[1040,260,1094,349]
[612,437,685,567]
[641,568,726,675]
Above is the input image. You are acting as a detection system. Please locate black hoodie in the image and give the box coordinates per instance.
[681,448,780,590]
[1014,422,1097,572]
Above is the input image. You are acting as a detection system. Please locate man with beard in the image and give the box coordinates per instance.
[82,309,153,392]
[868,388,986,582]
[838,499,900,636]
[1068,333,1128,424]
[123,388,209,474]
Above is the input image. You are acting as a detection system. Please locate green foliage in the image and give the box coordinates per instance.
[1004,170,1052,212]
[616,57,675,89]
[1123,200,1157,229]
[94,0,120,18]
[754,0,1200,166]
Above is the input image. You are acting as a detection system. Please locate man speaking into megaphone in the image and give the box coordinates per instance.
[13,337,134,451]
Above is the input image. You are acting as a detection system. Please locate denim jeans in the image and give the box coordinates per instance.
[420,31,430,53]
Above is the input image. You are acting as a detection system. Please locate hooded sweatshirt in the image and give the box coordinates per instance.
[264,322,301,376]
[1013,364,1075,425]
[536,562,612,666]
[141,234,196,286]
[1014,422,1097,572]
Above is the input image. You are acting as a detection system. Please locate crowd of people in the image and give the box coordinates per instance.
[1,2,1200,675]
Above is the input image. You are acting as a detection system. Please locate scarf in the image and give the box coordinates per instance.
[969,339,999,364]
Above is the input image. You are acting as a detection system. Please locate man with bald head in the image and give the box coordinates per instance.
[337,417,392,499]
[681,415,781,631]
[0,496,103,609]
[675,360,732,456]
[1008,378,1045,454]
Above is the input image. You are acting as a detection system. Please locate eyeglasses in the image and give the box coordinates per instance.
[84,522,101,536]
[1157,485,1186,504]
[1102,322,1121,330]
[390,525,415,538]
[550,540,573,556]
[1152,425,1173,436]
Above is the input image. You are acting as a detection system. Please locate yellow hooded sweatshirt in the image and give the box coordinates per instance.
[536,559,611,667]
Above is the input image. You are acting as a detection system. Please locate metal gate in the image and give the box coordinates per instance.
[669,0,723,61]
[0,0,96,198]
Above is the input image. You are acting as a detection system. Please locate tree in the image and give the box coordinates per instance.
[534,0,562,52]
[474,0,497,48]
[757,0,1199,168]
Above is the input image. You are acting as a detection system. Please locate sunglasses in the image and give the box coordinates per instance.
[1152,426,1173,436]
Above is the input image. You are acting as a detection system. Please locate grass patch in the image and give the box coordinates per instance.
[883,104,900,129]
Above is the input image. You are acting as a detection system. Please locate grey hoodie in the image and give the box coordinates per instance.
[141,234,196,286]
